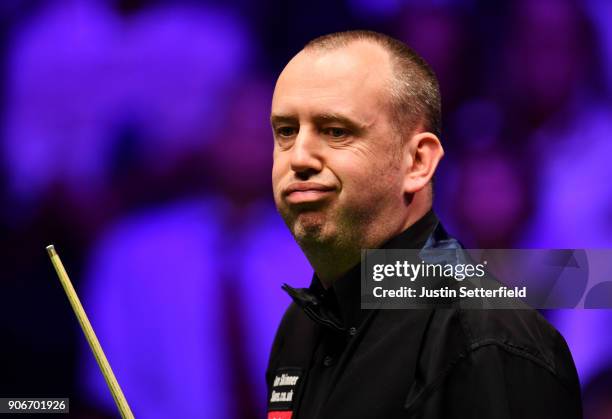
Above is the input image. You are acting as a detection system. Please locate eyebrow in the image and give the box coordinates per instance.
[270,114,298,126]
[270,112,368,135]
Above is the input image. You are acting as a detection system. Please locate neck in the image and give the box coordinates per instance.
[301,241,361,289]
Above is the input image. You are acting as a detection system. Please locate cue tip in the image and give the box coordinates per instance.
[46,244,57,257]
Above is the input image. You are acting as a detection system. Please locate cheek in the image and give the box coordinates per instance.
[332,152,388,194]
[332,150,402,206]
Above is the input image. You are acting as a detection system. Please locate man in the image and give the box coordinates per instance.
[267,30,582,419]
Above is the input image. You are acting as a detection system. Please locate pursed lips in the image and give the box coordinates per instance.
[283,182,336,204]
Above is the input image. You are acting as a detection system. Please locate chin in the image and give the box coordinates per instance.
[292,212,332,243]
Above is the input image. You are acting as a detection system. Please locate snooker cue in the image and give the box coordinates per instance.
[46,245,134,419]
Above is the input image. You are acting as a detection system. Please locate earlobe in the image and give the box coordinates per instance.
[403,132,444,194]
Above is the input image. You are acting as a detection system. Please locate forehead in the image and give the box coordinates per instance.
[272,41,393,121]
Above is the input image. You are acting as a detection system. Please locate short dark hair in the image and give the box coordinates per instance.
[304,30,441,140]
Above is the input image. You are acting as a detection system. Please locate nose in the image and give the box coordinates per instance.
[290,127,324,178]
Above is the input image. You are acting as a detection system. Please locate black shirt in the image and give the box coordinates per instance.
[266,211,582,419]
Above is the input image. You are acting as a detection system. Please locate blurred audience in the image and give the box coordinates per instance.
[1,0,611,417]
[79,78,311,417]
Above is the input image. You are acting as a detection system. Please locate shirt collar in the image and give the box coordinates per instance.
[282,210,440,332]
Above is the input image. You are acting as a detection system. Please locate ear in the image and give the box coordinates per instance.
[403,132,444,194]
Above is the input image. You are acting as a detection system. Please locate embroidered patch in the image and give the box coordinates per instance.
[268,367,303,416]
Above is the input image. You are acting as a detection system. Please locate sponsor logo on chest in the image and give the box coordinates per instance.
[268,368,303,419]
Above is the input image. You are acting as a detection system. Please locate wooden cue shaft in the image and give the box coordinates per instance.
[46,245,134,419]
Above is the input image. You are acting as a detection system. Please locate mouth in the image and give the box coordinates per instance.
[284,182,336,205]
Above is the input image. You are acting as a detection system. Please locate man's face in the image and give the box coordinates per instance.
[271,41,409,248]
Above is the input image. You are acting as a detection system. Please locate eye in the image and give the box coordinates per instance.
[323,127,349,138]
[275,126,298,138]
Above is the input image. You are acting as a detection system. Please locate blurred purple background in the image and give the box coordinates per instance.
[1,0,611,417]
